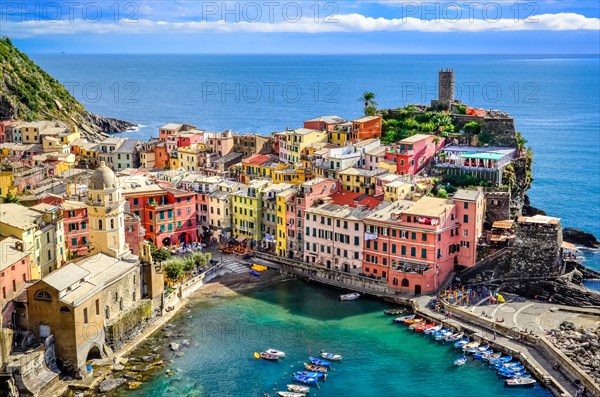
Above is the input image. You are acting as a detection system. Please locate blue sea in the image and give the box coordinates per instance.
[31,54,599,277]
[116,280,553,397]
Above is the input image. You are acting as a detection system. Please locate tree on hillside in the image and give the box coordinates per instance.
[359,92,378,116]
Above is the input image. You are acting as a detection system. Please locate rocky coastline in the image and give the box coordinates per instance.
[549,321,600,385]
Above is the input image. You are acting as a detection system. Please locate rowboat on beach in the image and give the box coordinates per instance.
[251,264,268,272]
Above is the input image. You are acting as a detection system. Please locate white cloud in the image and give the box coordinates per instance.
[3,12,599,38]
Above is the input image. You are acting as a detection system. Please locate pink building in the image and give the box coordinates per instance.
[385,134,444,176]
[0,236,31,324]
[177,132,204,148]
[363,189,484,295]
[159,123,197,142]
[364,146,387,171]
[61,200,90,258]
[304,203,374,274]
[206,131,234,157]
[125,213,145,255]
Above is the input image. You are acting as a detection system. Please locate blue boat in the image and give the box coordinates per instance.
[490,356,512,365]
[454,339,469,348]
[454,356,467,366]
[250,270,260,277]
[291,374,318,385]
[474,350,493,359]
[309,357,331,367]
[296,371,327,380]
[494,361,521,370]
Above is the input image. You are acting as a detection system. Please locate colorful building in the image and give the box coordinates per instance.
[337,167,388,196]
[385,134,442,176]
[231,180,271,242]
[0,236,31,323]
[272,164,313,185]
[351,116,382,141]
[61,200,90,258]
[275,186,297,257]
[277,128,328,165]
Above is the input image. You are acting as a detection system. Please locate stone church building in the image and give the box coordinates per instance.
[15,162,164,374]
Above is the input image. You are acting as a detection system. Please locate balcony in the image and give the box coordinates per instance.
[390,260,432,275]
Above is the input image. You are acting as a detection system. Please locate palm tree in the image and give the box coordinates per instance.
[359,92,378,116]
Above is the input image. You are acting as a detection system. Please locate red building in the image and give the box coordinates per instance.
[363,190,484,295]
[303,116,347,131]
[177,132,204,148]
[351,116,382,141]
[61,200,90,258]
[0,236,32,324]
[385,134,443,176]
[124,186,197,248]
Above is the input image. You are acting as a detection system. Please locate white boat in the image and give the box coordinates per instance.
[505,377,537,387]
[287,384,310,393]
[462,341,480,351]
[278,392,305,397]
[445,332,464,342]
[320,351,343,361]
[340,293,360,301]
[266,348,286,358]
[424,325,442,334]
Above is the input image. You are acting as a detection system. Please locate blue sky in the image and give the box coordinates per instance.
[1,1,599,53]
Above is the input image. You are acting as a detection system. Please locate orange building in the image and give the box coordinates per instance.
[351,116,382,141]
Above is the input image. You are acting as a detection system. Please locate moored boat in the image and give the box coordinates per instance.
[474,350,493,359]
[404,317,423,325]
[425,325,442,334]
[296,371,327,380]
[266,348,286,358]
[414,323,434,333]
[304,363,328,373]
[260,352,279,361]
[340,293,360,301]
[291,374,318,385]
[462,341,480,351]
[409,320,426,329]
[278,392,305,397]
[320,351,343,361]
[505,377,537,387]
[454,338,469,348]
[383,308,406,316]
[454,356,467,366]
[287,384,310,393]
[394,315,415,323]
[309,357,331,367]
[445,332,464,342]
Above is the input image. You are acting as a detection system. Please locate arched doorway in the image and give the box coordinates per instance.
[401,278,409,287]
[415,285,422,295]
[86,345,102,361]
[162,237,171,247]
[178,233,190,245]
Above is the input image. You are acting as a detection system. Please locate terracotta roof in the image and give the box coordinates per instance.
[243,154,272,166]
[329,191,382,210]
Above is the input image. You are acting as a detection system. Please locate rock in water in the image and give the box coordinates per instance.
[169,342,180,351]
[98,378,127,393]
[563,228,600,249]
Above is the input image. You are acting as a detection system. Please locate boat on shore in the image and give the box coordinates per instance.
[287,384,310,393]
[309,357,331,367]
[304,363,327,373]
[505,377,537,387]
[266,348,286,358]
[251,264,268,272]
[250,270,261,277]
[340,293,360,301]
[260,352,279,361]
[320,351,343,361]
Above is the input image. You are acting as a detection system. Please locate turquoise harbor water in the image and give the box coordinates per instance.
[120,280,552,397]
[31,54,600,277]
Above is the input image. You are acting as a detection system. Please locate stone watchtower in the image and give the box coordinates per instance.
[438,69,455,103]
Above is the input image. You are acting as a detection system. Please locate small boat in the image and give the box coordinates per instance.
[404,317,423,325]
[340,293,360,301]
[287,384,310,393]
[414,323,434,333]
[265,348,286,358]
[251,264,268,272]
[462,341,480,351]
[505,377,537,387]
[454,356,467,366]
[445,332,464,342]
[486,352,501,361]
[476,345,490,352]
[296,371,327,380]
[278,392,305,397]
[304,363,327,373]
[434,330,453,340]
[250,270,261,277]
[320,351,343,361]
[454,338,469,348]
[394,315,415,323]
[309,357,331,367]
[383,308,406,316]
[260,352,279,361]
[409,321,426,329]
[291,374,318,385]
[474,350,493,359]
[490,356,512,365]
[424,325,442,335]
[504,373,531,379]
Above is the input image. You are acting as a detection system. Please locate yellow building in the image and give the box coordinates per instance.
[241,154,278,183]
[278,128,328,164]
[178,144,207,171]
[337,167,388,196]
[169,156,179,170]
[231,180,270,241]
[0,171,16,198]
[328,127,352,147]
[383,180,417,202]
[275,187,296,257]
[0,203,66,278]
[271,164,313,185]
[78,141,100,168]
[58,127,81,145]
